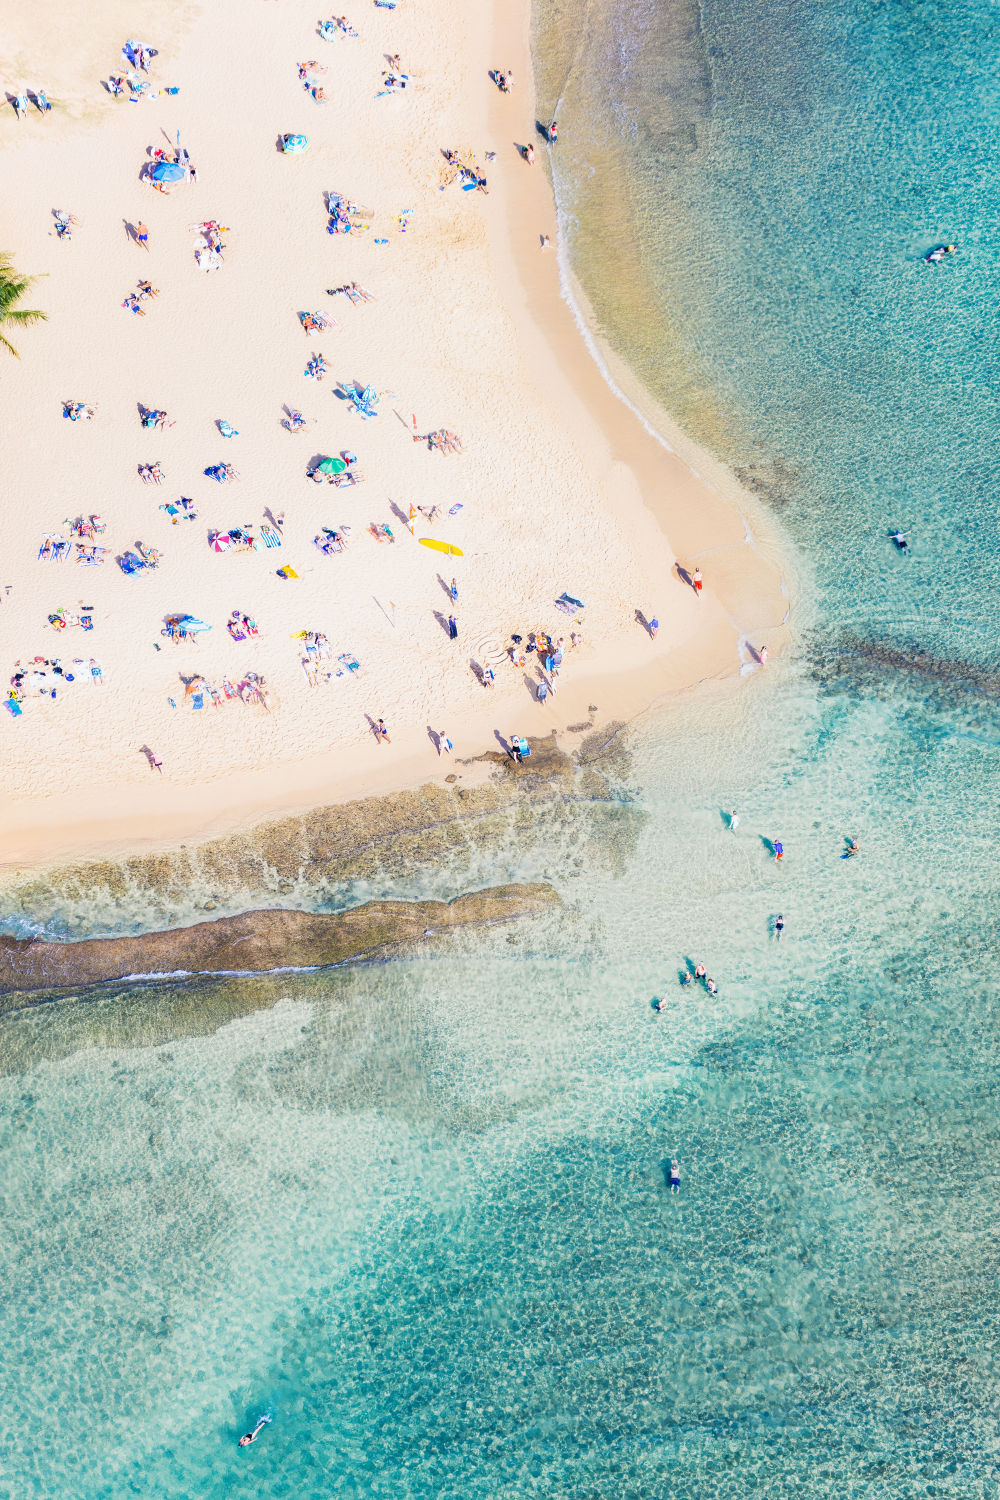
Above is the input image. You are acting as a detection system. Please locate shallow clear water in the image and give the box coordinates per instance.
[536,0,1000,669]
[4,0,1000,1493]
[4,671,1000,1496]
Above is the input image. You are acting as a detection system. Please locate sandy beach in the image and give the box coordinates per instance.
[0,0,790,873]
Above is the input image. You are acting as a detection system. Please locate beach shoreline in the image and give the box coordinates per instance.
[0,0,791,880]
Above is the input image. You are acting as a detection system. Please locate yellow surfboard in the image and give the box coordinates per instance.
[419,538,464,557]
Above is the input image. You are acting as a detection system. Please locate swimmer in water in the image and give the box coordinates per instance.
[680,971,693,987]
[653,996,666,1012]
[774,914,785,940]
[669,1159,681,1192]
[706,978,718,995]
[238,1414,272,1448]
[890,529,909,552]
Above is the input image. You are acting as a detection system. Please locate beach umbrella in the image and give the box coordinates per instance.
[178,617,211,632]
[281,134,310,154]
[316,455,347,476]
[151,161,187,183]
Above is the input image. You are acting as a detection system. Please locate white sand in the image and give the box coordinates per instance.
[0,0,790,871]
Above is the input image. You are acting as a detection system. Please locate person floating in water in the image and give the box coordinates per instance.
[774,914,785,940]
[843,837,860,859]
[238,1414,272,1448]
[774,839,784,861]
[924,243,957,264]
[890,529,909,552]
[669,1159,681,1193]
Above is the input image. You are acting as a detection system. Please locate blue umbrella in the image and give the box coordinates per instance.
[151,161,186,183]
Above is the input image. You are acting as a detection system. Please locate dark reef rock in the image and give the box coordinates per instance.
[0,884,559,1001]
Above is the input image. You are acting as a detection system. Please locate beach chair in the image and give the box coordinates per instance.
[338,652,360,674]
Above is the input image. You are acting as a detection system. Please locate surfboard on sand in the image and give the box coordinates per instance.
[419,538,464,557]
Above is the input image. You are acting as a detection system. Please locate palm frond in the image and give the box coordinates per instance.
[0,254,47,358]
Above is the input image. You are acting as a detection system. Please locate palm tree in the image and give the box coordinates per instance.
[0,254,47,358]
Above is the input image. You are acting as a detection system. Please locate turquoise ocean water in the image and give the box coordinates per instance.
[4,1,1000,1494]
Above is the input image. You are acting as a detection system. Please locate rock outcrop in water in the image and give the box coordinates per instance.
[0,729,639,941]
[0,884,558,999]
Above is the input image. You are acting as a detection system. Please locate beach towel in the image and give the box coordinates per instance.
[5,699,22,718]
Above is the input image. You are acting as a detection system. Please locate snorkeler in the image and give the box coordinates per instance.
[238,1414,272,1448]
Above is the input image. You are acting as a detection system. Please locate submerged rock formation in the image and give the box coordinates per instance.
[0,884,558,999]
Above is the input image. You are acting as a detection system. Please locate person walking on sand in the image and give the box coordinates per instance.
[758,644,769,666]
[448,614,458,640]
[649,616,659,638]
[537,680,548,704]
[375,718,390,744]
[548,119,558,142]
[439,732,453,755]
[13,92,28,120]
[449,577,458,603]
[150,751,163,774]
[136,221,149,250]
[523,143,535,165]
[692,567,703,596]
